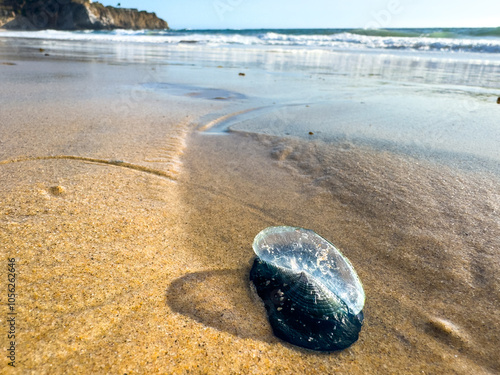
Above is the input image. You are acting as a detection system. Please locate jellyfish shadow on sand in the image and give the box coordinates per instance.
[166,268,276,343]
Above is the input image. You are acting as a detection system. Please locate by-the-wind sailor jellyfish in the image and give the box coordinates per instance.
[249,226,365,351]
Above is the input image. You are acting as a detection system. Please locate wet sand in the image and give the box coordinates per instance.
[178,132,499,375]
[1,43,499,374]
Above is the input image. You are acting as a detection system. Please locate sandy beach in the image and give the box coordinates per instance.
[1,36,499,374]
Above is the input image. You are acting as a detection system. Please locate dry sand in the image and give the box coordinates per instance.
[1,54,499,374]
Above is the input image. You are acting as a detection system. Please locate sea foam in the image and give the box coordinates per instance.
[1,28,500,54]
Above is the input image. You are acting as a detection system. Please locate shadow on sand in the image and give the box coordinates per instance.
[166,268,275,342]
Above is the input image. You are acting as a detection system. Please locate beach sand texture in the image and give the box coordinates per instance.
[0,44,499,374]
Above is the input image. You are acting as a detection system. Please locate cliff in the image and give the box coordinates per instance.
[0,0,168,30]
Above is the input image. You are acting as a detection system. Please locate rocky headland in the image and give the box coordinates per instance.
[0,0,168,30]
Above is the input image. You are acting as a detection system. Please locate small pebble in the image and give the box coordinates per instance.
[428,316,469,347]
[497,97,500,104]
[308,131,314,135]
[49,185,66,196]
[238,72,245,76]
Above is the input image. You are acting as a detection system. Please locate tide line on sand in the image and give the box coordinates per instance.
[0,155,177,180]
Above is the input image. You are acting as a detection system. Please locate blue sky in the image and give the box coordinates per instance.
[97,0,500,29]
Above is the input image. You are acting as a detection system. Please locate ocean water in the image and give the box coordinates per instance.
[1,27,500,53]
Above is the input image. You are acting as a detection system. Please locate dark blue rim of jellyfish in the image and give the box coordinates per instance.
[249,226,365,351]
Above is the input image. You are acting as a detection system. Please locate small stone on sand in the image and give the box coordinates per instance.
[428,316,469,347]
[49,185,66,196]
